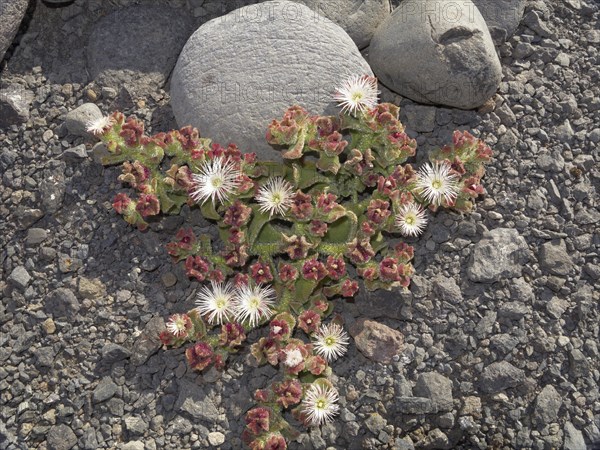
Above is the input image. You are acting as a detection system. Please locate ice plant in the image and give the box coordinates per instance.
[94,74,493,448]
[415,161,460,206]
[300,383,340,426]
[312,323,349,362]
[333,74,379,116]
[395,202,428,237]
[256,177,294,217]
[191,157,241,204]
[195,281,237,325]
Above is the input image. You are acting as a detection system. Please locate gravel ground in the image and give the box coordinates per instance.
[1,0,599,449]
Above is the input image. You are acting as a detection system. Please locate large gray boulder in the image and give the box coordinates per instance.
[369,0,502,109]
[0,0,28,62]
[200,0,391,49]
[87,6,193,97]
[472,0,526,43]
[171,0,372,161]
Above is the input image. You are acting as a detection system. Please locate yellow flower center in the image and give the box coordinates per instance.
[316,399,326,409]
[325,337,335,346]
[405,215,416,226]
[250,297,260,309]
[211,176,223,188]
[272,193,282,204]
[216,298,226,309]
[351,92,364,103]
[432,179,442,190]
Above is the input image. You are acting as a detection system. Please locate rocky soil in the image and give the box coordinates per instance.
[1,0,599,449]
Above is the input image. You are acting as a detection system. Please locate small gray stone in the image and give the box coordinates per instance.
[533,385,562,426]
[419,428,450,449]
[498,302,530,321]
[14,207,44,230]
[479,361,525,393]
[93,377,118,403]
[588,128,600,144]
[65,103,103,137]
[208,432,226,446]
[39,169,66,214]
[101,343,131,363]
[349,319,404,364]
[80,428,99,450]
[490,334,518,354]
[0,85,34,127]
[45,288,80,318]
[176,380,220,422]
[34,346,56,368]
[46,424,77,450]
[8,266,31,291]
[432,276,462,304]
[121,442,145,450]
[569,349,590,378]
[131,317,166,366]
[365,413,387,434]
[414,373,453,412]
[563,422,586,450]
[467,228,530,282]
[546,297,569,319]
[123,416,148,436]
[396,397,435,415]
[523,10,554,38]
[26,228,48,246]
[539,240,574,276]
[63,144,89,160]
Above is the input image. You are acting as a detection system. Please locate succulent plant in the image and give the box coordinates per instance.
[93,75,492,449]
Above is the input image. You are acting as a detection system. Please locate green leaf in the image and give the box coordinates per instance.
[247,209,272,246]
[293,162,330,190]
[316,153,341,174]
[200,200,221,221]
[288,278,318,313]
[321,212,357,244]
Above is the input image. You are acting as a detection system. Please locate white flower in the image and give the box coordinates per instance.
[395,202,428,237]
[312,323,350,362]
[234,284,275,327]
[415,161,459,206]
[165,313,192,337]
[283,348,303,367]
[195,281,237,325]
[301,383,340,426]
[190,158,241,205]
[255,177,294,217]
[86,116,114,136]
[333,75,379,116]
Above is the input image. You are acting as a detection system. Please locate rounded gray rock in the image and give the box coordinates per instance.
[199,0,391,49]
[370,0,502,109]
[472,0,526,42]
[171,0,372,161]
[87,5,193,97]
[65,103,102,137]
[0,0,28,62]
